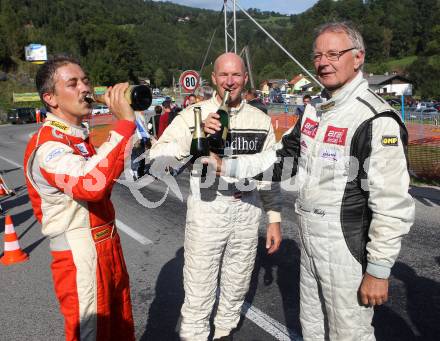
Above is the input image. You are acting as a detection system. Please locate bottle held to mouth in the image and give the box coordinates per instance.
[84,84,153,111]
[190,106,209,177]
[207,90,230,154]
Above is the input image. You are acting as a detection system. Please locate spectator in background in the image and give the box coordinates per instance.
[132,111,152,179]
[244,88,268,114]
[296,94,313,116]
[152,105,162,136]
[157,99,171,138]
[188,93,197,106]
[35,107,41,124]
[168,105,182,126]
[303,94,312,107]
[199,85,214,101]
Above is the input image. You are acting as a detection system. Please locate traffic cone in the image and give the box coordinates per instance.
[0,183,6,197]
[0,215,29,265]
[0,175,14,197]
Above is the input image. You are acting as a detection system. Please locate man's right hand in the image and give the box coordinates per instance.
[105,82,135,122]
[203,112,221,135]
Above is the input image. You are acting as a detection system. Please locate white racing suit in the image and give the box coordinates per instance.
[149,95,282,340]
[224,73,415,340]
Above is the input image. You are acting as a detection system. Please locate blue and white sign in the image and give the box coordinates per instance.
[25,44,48,62]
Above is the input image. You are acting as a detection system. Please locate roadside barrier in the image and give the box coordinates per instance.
[87,109,439,181]
[0,214,29,266]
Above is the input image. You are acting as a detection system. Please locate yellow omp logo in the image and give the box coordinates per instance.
[48,121,69,131]
[381,136,398,146]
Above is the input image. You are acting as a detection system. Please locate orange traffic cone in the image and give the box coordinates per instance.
[0,183,6,197]
[0,215,29,265]
[0,178,7,197]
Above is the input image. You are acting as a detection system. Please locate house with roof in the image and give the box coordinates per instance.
[364,73,413,96]
[289,74,312,92]
[259,79,289,95]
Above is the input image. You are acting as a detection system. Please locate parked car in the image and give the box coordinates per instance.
[7,107,36,124]
[409,107,439,119]
[91,105,110,115]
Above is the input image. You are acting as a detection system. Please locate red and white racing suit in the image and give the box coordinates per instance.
[24,113,135,341]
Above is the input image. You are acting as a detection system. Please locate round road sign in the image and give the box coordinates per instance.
[179,70,200,93]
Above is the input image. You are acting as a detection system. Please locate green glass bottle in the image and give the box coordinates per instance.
[208,90,230,154]
[190,106,209,176]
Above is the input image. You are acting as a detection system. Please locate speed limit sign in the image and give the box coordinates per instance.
[179,70,200,93]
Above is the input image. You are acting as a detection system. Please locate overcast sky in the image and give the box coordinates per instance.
[153,0,319,15]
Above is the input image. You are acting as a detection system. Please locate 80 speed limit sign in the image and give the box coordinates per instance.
[179,70,200,93]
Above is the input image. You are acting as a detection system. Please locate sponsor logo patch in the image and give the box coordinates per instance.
[381,135,398,146]
[45,148,64,162]
[75,143,90,156]
[300,140,308,154]
[319,101,335,111]
[323,126,348,145]
[319,148,341,162]
[301,118,319,138]
[48,121,69,131]
[94,228,111,241]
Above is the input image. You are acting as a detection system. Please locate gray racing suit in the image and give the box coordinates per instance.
[149,95,282,340]
[224,72,415,340]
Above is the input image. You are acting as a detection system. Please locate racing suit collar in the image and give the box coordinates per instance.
[316,72,367,113]
[44,112,89,139]
[210,91,245,116]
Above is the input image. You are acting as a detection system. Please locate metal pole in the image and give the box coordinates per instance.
[224,0,228,52]
[244,46,255,89]
[235,1,323,89]
[401,95,405,121]
[233,0,237,53]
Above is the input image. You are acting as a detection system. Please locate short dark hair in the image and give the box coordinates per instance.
[303,94,312,101]
[154,105,162,114]
[188,93,196,99]
[246,88,258,98]
[35,55,82,109]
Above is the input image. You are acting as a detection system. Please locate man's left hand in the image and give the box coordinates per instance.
[266,222,282,255]
[358,272,389,306]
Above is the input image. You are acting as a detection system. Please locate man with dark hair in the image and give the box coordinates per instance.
[302,94,311,106]
[297,94,313,115]
[211,22,415,340]
[187,93,197,106]
[24,56,136,340]
[244,88,267,114]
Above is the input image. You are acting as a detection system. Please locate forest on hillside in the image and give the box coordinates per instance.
[0,0,439,99]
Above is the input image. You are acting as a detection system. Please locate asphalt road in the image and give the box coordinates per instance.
[0,122,439,341]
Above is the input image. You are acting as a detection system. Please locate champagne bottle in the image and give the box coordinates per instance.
[190,106,209,177]
[85,85,153,111]
[208,90,230,154]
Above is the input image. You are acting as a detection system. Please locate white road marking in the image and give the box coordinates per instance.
[0,155,24,169]
[0,155,153,246]
[241,301,303,341]
[115,219,153,245]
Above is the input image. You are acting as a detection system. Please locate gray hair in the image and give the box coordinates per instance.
[313,22,365,53]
